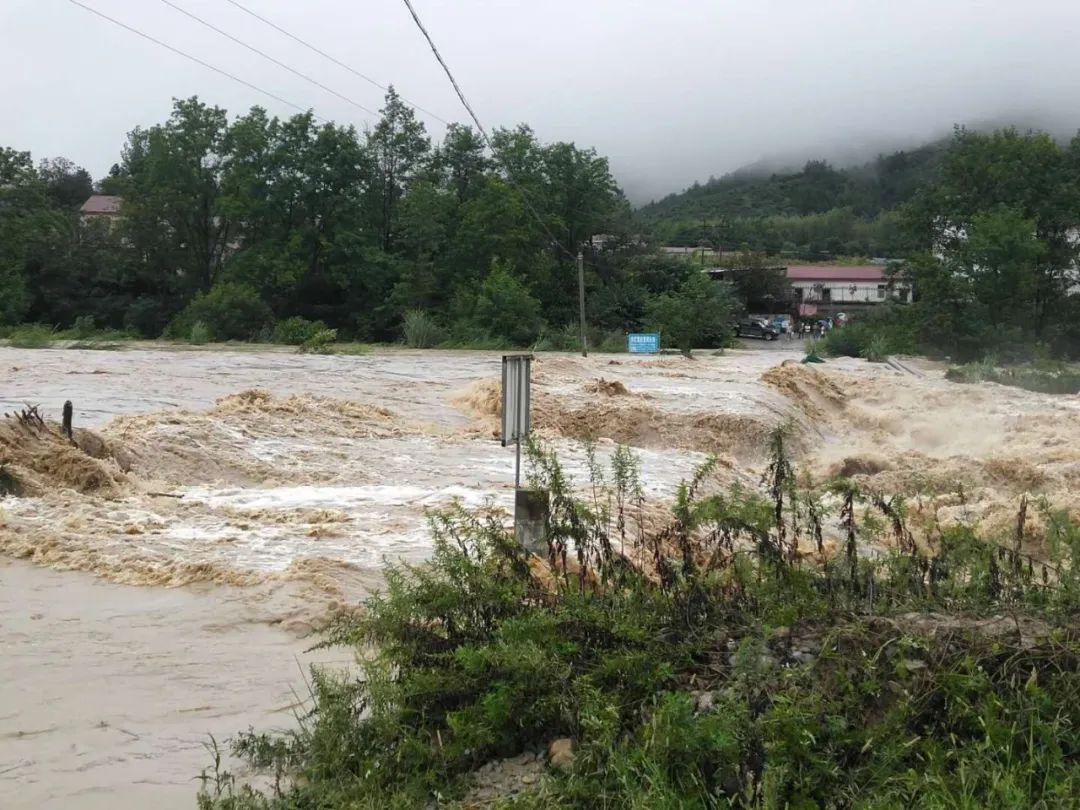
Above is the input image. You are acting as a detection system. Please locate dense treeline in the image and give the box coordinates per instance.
[820,128,1080,362]
[0,91,736,349]
[5,104,1080,359]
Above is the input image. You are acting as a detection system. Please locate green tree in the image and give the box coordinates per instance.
[37,157,94,210]
[469,260,543,345]
[647,272,739,355]
[366,87,430,252]
[912,128,1078,338]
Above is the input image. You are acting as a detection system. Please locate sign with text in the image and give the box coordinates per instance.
[501,354,532,447]
[627,332,660,354]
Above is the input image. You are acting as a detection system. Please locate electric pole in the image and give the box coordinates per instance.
[577,251,587,357]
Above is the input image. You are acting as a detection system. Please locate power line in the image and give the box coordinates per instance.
[158,0,376,119]
[222,0,449,126]
[67,0,321,120]
[397,0,577,261]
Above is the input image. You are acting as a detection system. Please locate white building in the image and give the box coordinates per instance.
[787,265,908,313]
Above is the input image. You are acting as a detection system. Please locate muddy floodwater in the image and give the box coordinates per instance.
[2,344,1079,808]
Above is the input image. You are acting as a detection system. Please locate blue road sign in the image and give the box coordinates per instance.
[627,332,660,354]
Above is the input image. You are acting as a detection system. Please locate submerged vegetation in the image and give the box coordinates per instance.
[945,358,1080,395]
[198,431,1080,809]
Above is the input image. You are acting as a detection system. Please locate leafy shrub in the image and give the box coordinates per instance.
[165,283,274,342]
[597,329,628,353]
[122,297,169,338]
[70,315,97,339]
[402,309,445,348]
[859,333,891,362]
[469,261,543,346]
[272,316,329,346]
[6,324,55,348]
[531,326,626,354]
[647,272,738,355]
[189,320,212,345]
[822,306,918,360]
[56,315,137,344]
[298,328,338,354]
[532,324,580,352]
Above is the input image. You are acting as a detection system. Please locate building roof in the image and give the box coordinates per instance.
[79,195,123,215]
[786,265,886,282]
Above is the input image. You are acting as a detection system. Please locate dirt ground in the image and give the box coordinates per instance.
[2,344,1078,808]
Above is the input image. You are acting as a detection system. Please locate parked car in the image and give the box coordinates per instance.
[734,319,780,341]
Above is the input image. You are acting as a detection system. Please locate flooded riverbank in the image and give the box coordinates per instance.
[2,343,1078,807]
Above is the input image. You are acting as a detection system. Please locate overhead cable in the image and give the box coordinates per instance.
[67,0,321,119]
[398,0,576,259]
[158,0,376,118]
[223,0,449,126]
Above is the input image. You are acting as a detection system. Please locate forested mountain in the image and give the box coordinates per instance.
[642,144,943,221]
[638,143,945,256]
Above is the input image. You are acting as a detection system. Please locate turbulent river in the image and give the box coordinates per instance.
[2,344,1078,808]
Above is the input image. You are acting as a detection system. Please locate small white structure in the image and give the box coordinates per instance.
[787,265,907,308]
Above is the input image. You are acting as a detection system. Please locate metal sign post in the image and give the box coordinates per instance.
[502,354,547,551]
[501,353,532,487]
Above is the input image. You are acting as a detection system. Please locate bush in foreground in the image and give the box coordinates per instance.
[199,434,1080,809]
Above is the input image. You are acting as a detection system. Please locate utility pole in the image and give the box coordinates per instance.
[577,251,588,357]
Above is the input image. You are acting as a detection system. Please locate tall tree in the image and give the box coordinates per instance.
[37,157,94,210]
[366,87,430,252]
[124,98,233,294]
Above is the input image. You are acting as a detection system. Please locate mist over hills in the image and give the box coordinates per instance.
[634,109,1080,220]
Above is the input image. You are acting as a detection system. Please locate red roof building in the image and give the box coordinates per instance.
[79,195,124,216]
[785,265,906,308]
[786,265,886,282]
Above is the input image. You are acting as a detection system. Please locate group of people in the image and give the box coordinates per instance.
[780,318,838,340]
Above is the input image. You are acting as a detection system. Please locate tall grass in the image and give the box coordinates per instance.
[402,310,445,349]
[5,324,55,348]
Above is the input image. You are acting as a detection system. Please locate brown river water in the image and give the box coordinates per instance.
[2,344,1079,808]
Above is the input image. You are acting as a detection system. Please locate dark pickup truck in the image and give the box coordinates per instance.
[734,319,780,341]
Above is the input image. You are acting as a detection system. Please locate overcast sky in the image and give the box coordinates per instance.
[4,0,1080,202]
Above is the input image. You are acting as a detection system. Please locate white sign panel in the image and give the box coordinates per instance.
[501,354,532,446]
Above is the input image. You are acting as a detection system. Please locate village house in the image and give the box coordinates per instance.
[79,194,123,224]
[786,265,908,316]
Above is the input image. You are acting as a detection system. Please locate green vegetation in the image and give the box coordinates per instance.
[3,92,684,350]
[640,145,942,258]
[198,434,1080,809]
[188,320,212,345]
[164,283,274,343]
[646,271,739,355]
[5,100,1080,363]
[272,316,330,346]
[649,128,1080,364]
[946,359,1080,394]
[3,323,55,348]
[297,328,339,354]
[820,306,918,360]
[401,310,445,349]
